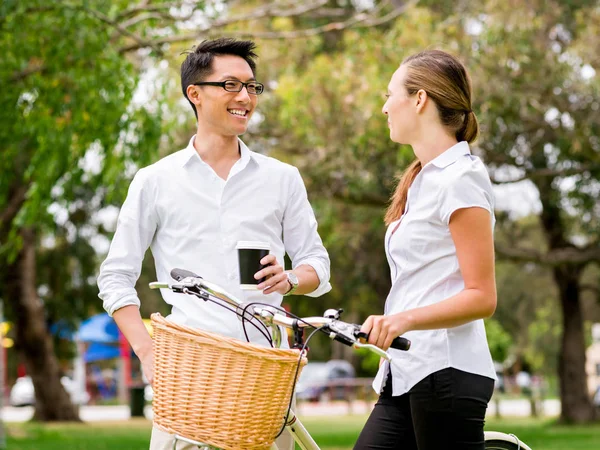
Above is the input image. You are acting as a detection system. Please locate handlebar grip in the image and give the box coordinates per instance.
[355,330,411,351]
[390,336,411,351]
[170,268,202,281]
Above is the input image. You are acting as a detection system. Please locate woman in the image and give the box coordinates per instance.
[355,50,497,450]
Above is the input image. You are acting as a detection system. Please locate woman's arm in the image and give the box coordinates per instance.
[361,206,496,350]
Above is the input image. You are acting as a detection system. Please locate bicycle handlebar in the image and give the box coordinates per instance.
[149,268,411,361]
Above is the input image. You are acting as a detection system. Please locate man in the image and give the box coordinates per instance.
[97,38,331,449]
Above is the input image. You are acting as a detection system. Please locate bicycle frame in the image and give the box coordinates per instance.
[171,408,320,450]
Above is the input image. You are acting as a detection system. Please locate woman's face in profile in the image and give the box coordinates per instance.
[382,65,417,145]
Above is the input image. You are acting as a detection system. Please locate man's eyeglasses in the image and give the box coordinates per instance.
[193,80,264,95]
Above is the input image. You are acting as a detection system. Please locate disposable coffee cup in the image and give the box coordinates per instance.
[236,241,271,290]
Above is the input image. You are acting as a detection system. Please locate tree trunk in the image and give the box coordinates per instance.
[534,173,597,424]
[6,228,80,421]
[554,265,596,423]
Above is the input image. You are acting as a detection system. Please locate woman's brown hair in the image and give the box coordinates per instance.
[384,50,479,225]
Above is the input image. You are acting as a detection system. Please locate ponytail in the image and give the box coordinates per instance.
[384,159,422,225]
[456,110,479,143]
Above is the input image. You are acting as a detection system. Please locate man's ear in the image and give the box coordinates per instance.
[415,89,428,113]
[186,85,201,109]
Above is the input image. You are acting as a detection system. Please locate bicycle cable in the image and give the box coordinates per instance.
[276,325,325,439]
[239,301,336,346]
[184,288,273,344]
[239,301,341,439]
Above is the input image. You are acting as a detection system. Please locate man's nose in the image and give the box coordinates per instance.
[235,86,252,103]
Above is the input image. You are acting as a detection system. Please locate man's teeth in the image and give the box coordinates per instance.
[229,109,246,116]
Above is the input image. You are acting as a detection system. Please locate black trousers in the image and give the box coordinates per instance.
[354,368,494,450]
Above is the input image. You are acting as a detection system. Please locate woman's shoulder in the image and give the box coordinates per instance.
[440,154,492,190]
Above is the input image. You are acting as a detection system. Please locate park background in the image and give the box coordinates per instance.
[1,0,600,448]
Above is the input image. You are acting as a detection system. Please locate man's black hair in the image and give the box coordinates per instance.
[181,38,258,118]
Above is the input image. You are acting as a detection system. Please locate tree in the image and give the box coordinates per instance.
[0,0,162,420]
[470,0,600,422]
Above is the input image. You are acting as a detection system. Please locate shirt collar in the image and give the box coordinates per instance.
[428,141,471,169]
[180,135,256,168]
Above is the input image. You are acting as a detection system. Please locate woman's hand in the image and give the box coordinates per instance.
[360,312,412,351]
[254,254,290,295]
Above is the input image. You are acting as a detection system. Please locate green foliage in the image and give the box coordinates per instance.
[471,0,600,236]
[0,1,164,330]
[485,318,513,363]
[526,306,562,373]
[356,346,383,375]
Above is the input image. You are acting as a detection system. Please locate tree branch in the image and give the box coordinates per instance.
[116,1,183,21]
[116,0,330,32]
[495,243,600,265]
[119,0,419,52]
[255,0,330,18]
[490,165,599,184]
[581,283,600,295]
[120,12,170,29]
[19,2,163,56]
[76,4,164,56]
[0,184,28,226]
[11,61,46,82]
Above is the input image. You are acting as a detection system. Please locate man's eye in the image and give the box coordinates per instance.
[225,81,240,89]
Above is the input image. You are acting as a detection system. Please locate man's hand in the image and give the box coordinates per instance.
[255,254,291,295]
[112,306,155,386]
[137,345,155,387]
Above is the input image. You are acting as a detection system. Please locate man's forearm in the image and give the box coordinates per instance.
[292,264,320,295]
[112,305,153,358]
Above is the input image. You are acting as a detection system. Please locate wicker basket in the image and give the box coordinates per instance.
[151,313,307,450]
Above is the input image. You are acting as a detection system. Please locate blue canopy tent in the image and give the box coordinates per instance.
[77,313,119,344]
[76,313,122,400]
[84,342,121,363]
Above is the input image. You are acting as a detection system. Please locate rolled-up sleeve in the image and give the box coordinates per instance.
[97,169,158,315]
[283,168,331,297]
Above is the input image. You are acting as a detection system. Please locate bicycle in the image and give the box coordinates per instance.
[149,268,532,450]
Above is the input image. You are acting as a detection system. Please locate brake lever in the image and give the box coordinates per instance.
[150,278,201,290]
[352,324,411,352]
[149,280,208,298]
[353,342,392,361]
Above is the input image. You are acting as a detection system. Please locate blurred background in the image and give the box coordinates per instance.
[1,0,600,447]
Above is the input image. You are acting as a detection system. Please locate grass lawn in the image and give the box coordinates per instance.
[5,415,600,449]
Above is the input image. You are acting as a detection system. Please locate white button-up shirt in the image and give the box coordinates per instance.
[374,141,497,396]
[98,136,331,345]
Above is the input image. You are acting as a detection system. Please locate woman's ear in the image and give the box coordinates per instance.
[415,89,428,113]
[186,85,201,109]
